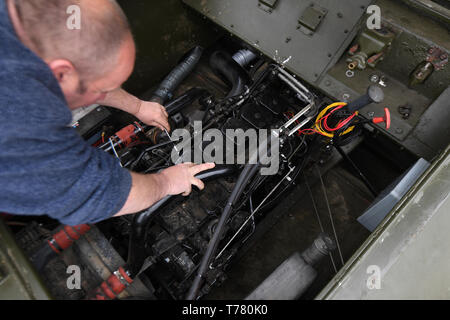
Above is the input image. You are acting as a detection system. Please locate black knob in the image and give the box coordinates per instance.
[346,85,384,113]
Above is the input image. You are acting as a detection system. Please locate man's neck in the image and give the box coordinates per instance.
[6,0,37,53]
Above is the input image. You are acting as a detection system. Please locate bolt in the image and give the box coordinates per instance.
[285,37,291,43]
[325,80,331,86]
[337,12,343,18]
[342,93,351,101]
[370,74,380,83]
[395,127,404,134]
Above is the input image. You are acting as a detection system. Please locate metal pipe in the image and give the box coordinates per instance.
[278,74,311,102]
[281,103,313,129]
[232,49,257,67]
[277,67,311,96]
[288,116,314,136]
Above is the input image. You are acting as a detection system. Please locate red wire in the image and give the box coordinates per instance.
[321,105,356,132]
[284,104,356,138]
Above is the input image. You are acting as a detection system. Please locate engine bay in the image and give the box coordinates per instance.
[3,0,449,301]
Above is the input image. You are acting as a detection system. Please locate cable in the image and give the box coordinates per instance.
[110,138,123,167]
[304,173,338,273]
[315,165,345,267]
[313,102,357,138]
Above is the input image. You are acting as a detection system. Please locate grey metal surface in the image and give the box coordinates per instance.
[323,58,432,142]
[399,0,450,25]
[357,158,430,232]
[319,0,449,159]
[405,86,450,159]
[183,0,372,85]
[317,144,450,300]
[0,220,52,300]
[245,252,317,300]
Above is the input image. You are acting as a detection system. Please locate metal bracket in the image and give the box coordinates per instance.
[258,0,279,14]
[426,47,448,71]
[298,3,328,36]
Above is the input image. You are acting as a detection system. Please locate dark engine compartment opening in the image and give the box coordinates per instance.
[6,31,424,300]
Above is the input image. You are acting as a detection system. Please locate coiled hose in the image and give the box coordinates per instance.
[151,46,204,104]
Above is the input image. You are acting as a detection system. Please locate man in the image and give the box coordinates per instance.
[0,0,214,225]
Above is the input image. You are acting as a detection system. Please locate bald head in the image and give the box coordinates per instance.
[14,0,132,80]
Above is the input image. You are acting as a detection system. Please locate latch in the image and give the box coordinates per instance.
[298,3,328,36]
[258,0,279,13]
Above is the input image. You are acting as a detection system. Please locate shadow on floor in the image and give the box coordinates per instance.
[207,165,373,299]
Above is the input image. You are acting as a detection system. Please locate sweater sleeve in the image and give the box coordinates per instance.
[0,74,132,226]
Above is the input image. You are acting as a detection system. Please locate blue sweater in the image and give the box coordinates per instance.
[0,0,132,225]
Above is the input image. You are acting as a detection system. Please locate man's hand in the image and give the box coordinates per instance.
[135,100,170,132]
[96,88,170,132]
[114,162,216,217]
[159,162,216,196]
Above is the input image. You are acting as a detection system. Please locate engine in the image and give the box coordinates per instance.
[77,46,335,299]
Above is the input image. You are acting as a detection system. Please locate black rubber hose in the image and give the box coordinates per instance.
[125,165,236,278]
[151,46,204,105]
[209,51,251,98]
[165,88,209,116]
[29,244,58,272]
[186,164,260,300]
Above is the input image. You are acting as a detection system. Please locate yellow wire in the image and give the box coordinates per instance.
[314,102,356,138]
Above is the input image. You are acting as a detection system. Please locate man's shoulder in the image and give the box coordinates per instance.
[0,67,71,125]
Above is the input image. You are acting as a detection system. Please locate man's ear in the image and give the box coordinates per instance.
[47,59,80,93]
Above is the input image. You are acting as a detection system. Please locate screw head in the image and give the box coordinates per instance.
[370,74,380,83]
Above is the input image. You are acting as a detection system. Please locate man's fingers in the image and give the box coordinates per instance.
[162,120,171,132]
[190,162,216,176]
[191,178,205,191]
[162,106,168,118]
[182,185,192,196]
[152,119,170,132]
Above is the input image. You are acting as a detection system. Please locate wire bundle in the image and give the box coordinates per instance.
[286,102,358,138]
